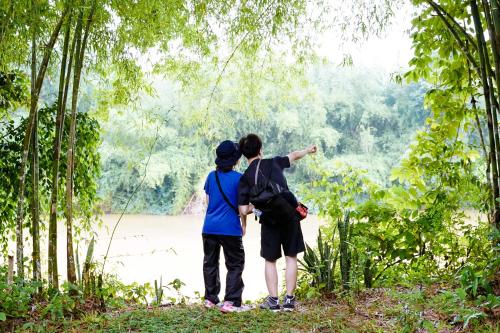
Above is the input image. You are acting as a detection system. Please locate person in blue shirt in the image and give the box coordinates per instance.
[202,140,250,313]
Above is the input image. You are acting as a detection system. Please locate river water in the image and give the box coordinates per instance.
[88,214,322,302]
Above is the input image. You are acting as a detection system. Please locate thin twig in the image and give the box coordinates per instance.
[374,255,419,281]
[205,1,277,114]
[206,29,252,112]
[100,125,161,275]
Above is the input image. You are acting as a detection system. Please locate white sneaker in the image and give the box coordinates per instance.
[204,299,217,308]
[235,304,253,312]
[220,301,253,313]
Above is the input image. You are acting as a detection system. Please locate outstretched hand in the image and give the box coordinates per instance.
[307,144,318,154]
[288,144,318,163]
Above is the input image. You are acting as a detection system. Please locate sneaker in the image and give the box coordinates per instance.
[236,304,253,312]
[259,296,281,312]
[282,295,296,312]
[220,301,253,313]
[204,299,218,309]
[220,301,238,313]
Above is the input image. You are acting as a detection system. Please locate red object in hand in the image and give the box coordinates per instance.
[296,203,308,220]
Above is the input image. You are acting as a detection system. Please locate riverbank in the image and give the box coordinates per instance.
[91,214,323,300]
[11,285,498,332]
[0,214,322,301]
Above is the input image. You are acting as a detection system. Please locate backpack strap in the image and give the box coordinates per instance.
[214,171,239,215]
[254,159,262,185]
[254,158,273,186]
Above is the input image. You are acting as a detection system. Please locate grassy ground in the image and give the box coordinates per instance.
[11,287,500,333]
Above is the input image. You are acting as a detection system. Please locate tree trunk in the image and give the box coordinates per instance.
[363,257,373,288]
[48,8,74,290]
[471,0,500,229]
[66,1,95,284]
[483,0,500,90]
[481,0,500,187]
[30,110,41,284]
[338,212,351,291]
[473,99,494,208]
[490,0,500,55]
[65,9,84,285]
[15,4,68,280]
[29,3,41,284]
[7,255,14,285]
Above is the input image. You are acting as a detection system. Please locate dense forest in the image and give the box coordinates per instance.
[98,64,429,214]
[0,0,499,332]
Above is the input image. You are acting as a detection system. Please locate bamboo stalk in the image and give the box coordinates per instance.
[65,8,84,285]
[30,110,41,283]
[338,212,351,290]
[481,0,500,182]
[66,0,96,284]
[29,0,41,285]
[7,255,14,285]
[48,7,74,290]
[491,0,500,54]
[471,0,500,228]
[15,3,69,281]
[472,98,494,207]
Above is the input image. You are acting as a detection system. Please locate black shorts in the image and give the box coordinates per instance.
[260,220,305,261]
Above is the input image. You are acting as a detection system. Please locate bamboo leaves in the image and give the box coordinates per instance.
[409,0,500,230]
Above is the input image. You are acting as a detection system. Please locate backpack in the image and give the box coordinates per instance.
[249,159,299,225]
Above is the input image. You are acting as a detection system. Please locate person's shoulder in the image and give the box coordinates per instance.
[261,157,276,165]
[204,171,215,192]
[272,155,290,168]
[229,170,242,177]
[227,170,242,185]
[254,158,278,168]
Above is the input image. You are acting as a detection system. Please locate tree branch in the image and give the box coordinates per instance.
[428,0,478,50]
[425,0,481,75]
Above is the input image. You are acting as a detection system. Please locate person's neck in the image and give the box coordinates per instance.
[248,155,261,165]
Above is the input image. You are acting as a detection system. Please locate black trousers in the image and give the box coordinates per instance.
[202,234,245,307]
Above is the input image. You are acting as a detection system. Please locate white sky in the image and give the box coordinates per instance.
[316,4,414,72]
[138,3,415,81]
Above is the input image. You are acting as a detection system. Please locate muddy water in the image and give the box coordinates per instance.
[88,214,323,302]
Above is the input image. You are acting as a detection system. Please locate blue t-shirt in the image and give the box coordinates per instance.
[203,170,242,236]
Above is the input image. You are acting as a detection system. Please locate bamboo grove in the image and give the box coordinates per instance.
[0,1,499,330]
[0,0,335,290]
[1,0,498,305]
[412,0,500,232]
[3,0,102,289]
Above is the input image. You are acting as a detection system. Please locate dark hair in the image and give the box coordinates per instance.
[239,134,262,159]
[216,165,234,173]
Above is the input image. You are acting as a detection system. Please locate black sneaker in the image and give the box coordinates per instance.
[259,296,281,312]
[282,295,296,312]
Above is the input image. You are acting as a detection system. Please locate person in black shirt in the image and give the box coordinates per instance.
[238,134,317,312]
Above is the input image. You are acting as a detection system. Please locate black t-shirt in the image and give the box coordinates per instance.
[238,156,291,206]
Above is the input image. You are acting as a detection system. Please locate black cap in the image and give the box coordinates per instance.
[215,140,242,167]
